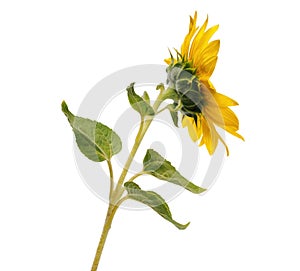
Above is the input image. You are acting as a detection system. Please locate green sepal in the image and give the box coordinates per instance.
[167,103,179,127]
[143,149,206,194]
[127,83,155,116]
[61,101,122,162]
[124,182,189,230]
[161,87,179,102]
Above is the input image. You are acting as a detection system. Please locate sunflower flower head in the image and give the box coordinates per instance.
[165,11,244,155]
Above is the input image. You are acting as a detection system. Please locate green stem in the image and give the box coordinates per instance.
[112,118,145,202]
[107,160,114,201]
[90,196,128,271]
[90,204,115,271]
[126,171,146,183]
[90,89,165,271]
[112,90,165,203]
[156,105,169,115]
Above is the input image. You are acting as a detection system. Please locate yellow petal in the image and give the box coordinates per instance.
[189,15,209,58]
[190,24,219,59]
[201,86,238,108]
[198,56,218,80]
[201,118,219,155]
[199,137,205,146]
[208,121,219,154]
[220,107,239,129]
[195,40,220,67]
[199,118,230,155]
[207,80,216,92]
[164,58,172,65]
[213,92,239,107]
[196,116,203,139]
[204,106,239,130]
[182,116,199,142]
[203,40,220,57]
[204,105,244,142]
[224,126,245,141]
[200,81,218,105]
[203,105,223,125]
[181,12,198,58]
[217,133,229,156]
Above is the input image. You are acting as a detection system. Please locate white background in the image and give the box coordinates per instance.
[1,0,300,270]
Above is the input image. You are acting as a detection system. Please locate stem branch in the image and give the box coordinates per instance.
[90,88,165,271]
[126,171,146,183]
[107,160,114,201]
[114,90,165,197]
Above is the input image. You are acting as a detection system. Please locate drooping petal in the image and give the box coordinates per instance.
[200,82,219,105]
[217,133,229,156]
[224,126,245,141]
[207,80,217,92]
[202,86,238,108]
[202,105,223,126]
[204,106,240,130]
[219,107,239,129]
[182,116,200,142]
[199,118,229,155]
[200,118,219,155]
[196,115,203,139]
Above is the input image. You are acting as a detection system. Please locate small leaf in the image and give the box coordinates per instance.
[124,182,189,230]
[156,83,165,91]
[168,104,179,127]
[127,83,155,116]
[62,101,122,162]
[143,149,206,194]
[142,91,150,104]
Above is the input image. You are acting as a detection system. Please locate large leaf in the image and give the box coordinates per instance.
[127,83,155,116]
[61,101,122,162]
[124,182,189,230]
[143,149,206,194]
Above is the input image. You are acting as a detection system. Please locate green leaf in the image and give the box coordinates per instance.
[61,101,122,162]
[127,83,155,116]
[168,104,179,127]
[156,83,165,91]
[124,182,189,230]
[143,149,206,194]
[142,91,150,104]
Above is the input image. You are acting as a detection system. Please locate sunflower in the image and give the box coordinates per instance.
[165,11,244,155]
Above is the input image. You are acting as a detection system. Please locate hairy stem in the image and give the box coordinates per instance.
[90,89,165,270]
[90,204,115,271]
[113,90,165,201]
[107,160,114,201]
[126,171,146,183]
[90,195,128,271]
